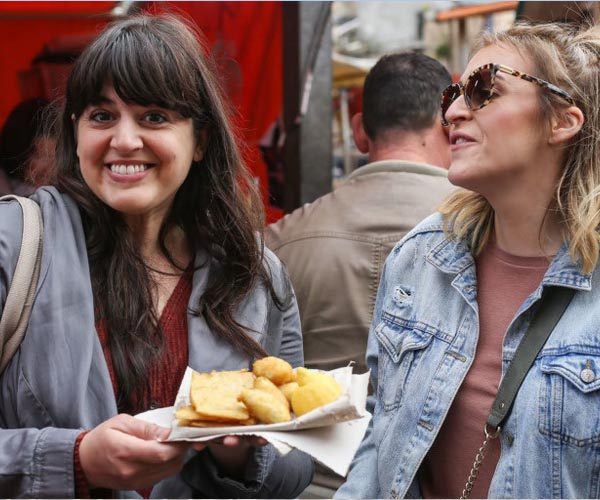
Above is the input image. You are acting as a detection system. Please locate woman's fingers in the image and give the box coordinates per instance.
[109,413,171,441]
[220,435,268,447]
[222,435,241,446]
[79,414,193,490]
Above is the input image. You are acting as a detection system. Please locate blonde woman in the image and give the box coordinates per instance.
[337,22,600,499]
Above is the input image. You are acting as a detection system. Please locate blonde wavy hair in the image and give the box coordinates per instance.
[439,22,600,273]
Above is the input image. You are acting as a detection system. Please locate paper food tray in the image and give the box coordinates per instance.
[136,366,371,476]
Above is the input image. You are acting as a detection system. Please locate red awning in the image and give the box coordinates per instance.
[436,1,518,21]
[0,2,115,17]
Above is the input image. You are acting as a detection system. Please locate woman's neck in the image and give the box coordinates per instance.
[492,203,563,258]
[124,213,191,273]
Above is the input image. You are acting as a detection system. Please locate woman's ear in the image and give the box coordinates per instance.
[548,106,584,145]
[193,128,208,162]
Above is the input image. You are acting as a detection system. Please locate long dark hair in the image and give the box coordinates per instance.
[55,14,283,413]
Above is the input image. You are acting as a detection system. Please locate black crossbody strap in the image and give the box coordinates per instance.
[461,286,576,499]
[487,286,575,430]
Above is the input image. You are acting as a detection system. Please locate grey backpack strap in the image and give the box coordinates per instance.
[0,195,43,373]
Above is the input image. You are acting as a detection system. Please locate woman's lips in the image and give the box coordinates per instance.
[450,140,477,152]
[105,164,153,183]
[450,133,477,152]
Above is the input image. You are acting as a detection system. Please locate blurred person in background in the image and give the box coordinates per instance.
[266,52,454,375]
[0,97,50,196]
[337,21,599,499]
[266,52,454,492]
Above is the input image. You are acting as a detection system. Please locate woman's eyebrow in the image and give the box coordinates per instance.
[91,94,115,105]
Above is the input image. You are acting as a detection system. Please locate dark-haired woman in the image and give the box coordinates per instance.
[0,15,313,498]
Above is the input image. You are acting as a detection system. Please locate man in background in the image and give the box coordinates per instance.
[0,98,51,196]
[266,52,454,376]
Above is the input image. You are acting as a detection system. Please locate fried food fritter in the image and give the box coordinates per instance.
[176,405,257,427]
[190,370,255,422]
[252,356,296,385]
[192,390,251,421]
[254,376,290,409]
[177,359,343,428]
[240,388,292,423]
[278,381,299,404]
[291,369,343,416]
[191,370,255,393]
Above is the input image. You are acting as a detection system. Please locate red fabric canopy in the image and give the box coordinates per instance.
[0,1,283,221]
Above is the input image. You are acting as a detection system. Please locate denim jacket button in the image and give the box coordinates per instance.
[580,367,595,383]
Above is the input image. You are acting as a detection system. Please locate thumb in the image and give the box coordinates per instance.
[114,415,171,441]
[144,423,171,441]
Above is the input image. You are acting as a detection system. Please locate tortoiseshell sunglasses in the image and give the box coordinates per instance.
[441,63,575,126]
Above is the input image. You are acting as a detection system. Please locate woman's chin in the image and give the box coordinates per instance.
[105,198,150,216]
[447,164,476,190]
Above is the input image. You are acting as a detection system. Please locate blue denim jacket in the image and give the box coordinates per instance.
[336,213,600,499]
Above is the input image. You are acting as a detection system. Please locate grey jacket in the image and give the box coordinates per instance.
[0,187,313,498]
[266,160,455,374]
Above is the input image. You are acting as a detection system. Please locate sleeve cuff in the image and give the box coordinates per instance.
[32,427,82,497]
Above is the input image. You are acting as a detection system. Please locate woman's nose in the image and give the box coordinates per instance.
[444,94,471,125]
[110,119,143,152]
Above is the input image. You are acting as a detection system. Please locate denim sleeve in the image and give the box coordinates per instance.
[334,257,391,499]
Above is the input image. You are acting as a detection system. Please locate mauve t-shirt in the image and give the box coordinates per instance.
[419,240,550,498]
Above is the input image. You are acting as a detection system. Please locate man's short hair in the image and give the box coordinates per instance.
[362,52,451,140]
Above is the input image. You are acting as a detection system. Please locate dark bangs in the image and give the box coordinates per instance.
[67,18,206,124]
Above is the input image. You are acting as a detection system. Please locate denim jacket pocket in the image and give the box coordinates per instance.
[539,352,600,445]
[374,319,433,411]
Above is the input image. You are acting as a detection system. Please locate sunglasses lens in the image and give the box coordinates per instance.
[441,84,461,124]
[466,66,493,109]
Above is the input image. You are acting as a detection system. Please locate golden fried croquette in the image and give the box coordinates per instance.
[254,376,290,409]
[252,356,295,385]
[278,381,299,404]
[240,388,292,423]
[291,372,342,416]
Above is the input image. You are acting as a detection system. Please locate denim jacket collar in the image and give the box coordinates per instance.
[427,236,474,275]
[427,233,592,292]
[542,243,592,290]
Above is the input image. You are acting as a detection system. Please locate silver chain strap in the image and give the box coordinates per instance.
[460,423,500,499]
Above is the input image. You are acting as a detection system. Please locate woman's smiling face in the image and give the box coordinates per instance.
[75,85,203,220]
